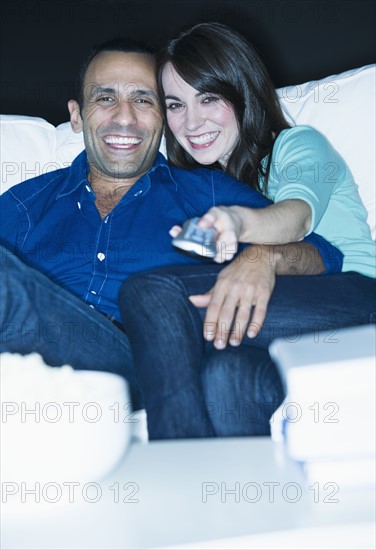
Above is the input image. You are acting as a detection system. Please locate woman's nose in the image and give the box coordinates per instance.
[184,106,204,132]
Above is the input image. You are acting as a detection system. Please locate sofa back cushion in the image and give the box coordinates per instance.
[0,116,84,193]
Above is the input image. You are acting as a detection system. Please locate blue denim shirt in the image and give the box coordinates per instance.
[0,151,343,321]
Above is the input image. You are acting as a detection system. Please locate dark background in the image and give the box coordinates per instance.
[1,0,375,125]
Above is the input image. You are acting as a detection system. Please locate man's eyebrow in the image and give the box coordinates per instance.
[87,86,159,100]
[135,89,159,100]
[87,86,116,98]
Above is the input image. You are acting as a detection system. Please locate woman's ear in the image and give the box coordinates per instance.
[68,100,83,133]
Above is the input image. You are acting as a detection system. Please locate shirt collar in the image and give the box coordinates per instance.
[56,150,175,199]
[56,150,90,198]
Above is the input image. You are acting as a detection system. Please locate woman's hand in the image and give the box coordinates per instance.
[170,206,244,263]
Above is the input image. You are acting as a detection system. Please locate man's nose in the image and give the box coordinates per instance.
[111,101,137,125]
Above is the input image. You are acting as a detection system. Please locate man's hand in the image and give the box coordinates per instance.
[189,241,325,349]
[189,246,276,349]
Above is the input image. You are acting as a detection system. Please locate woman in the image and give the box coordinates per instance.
[120,23,375,439]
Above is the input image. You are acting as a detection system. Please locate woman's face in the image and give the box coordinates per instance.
[161,63,239,167]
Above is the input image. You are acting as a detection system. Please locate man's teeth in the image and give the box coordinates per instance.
[188,132,219,145]
[104,136,142,145]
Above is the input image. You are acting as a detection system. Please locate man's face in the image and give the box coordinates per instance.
[80,51,163,182]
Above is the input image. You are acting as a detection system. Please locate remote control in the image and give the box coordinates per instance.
[172,217,217,258]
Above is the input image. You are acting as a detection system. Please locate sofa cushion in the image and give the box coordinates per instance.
[1,116,57,193]
[0,116,84,194]
[56,121,85,165]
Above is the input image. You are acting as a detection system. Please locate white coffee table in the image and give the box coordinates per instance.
[2,437,375,549]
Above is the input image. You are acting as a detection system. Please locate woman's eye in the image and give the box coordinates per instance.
[202,95,220,104]
[166,102,183,111]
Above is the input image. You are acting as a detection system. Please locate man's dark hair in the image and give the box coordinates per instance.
[78,37,155,110]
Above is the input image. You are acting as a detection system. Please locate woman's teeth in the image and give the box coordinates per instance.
[188,131,219,145]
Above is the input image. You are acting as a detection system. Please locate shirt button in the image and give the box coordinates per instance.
[91,290,97,294]
[97,253,105,261]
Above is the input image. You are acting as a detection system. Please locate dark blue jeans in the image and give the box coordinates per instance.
[0,245,142,408]
[120,264,376,440]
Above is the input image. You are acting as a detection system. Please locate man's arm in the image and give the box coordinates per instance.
[189,240,333,350]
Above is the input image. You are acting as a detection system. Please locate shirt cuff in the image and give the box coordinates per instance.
[303,232,343,274]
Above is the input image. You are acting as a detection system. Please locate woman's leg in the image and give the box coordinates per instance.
[202,346,285,437]
[120,265,375,439]
[120,264,222,439]
[251,272,376,348]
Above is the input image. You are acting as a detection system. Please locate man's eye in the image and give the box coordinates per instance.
[96,96,114,103]
[135,98,153,105]
[166,102,183,111]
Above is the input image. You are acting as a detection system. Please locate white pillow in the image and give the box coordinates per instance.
[277,64,376,239]
[0,116,57,194]
[0,116,85,194]
[56,120,85,165]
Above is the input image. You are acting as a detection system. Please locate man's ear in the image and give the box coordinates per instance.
[68,100,83,133]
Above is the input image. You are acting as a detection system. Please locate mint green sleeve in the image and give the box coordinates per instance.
[267,126,375,278]
[268,126,349,234]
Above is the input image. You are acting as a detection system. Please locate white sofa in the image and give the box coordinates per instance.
[1,64,375,482]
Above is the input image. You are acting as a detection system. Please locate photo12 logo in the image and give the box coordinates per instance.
[1,481,140,505]
[1,401,140,424]
[201,480,339,504]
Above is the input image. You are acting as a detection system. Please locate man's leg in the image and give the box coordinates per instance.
[202,346,285,437]
[0,246,142,407]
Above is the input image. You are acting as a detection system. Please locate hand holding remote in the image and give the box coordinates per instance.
[171,217,217,259]
[171,207,241,263]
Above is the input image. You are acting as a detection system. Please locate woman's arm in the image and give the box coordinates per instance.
[170,199,312,263]
[207,200,311,240]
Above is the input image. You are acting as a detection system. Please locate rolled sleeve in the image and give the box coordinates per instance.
[303,232,343,274]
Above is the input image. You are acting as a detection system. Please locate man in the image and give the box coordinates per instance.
[0,38,342,425]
